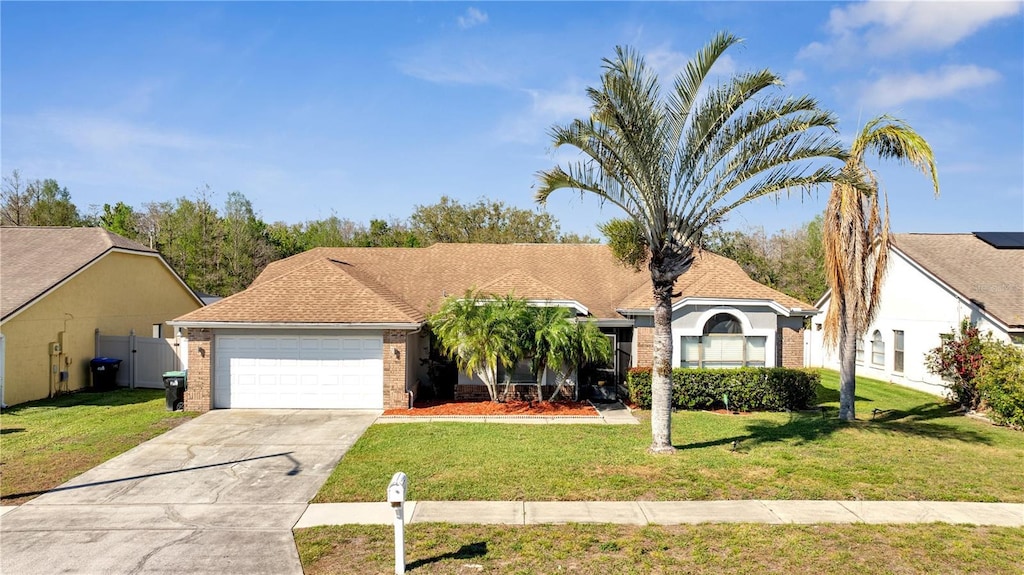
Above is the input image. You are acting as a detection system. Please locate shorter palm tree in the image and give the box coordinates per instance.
[430,290,528,402]
[532,310,612,401]
[529,306,575,400]
[554,320,613,401]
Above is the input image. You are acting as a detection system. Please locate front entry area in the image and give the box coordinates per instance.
[213,334,383,409]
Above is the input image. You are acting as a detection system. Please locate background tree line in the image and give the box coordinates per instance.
[2,169,826,303]
[1,170,598,296]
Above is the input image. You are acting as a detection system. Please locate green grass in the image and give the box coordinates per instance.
[314,371,1024,503]
[295,523,1024,575]
[0,389,196,504]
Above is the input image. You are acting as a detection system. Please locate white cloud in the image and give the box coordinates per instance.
[496,81,591,144]
[645,44,735,82]
[784,69,807,88]
[36,113,226,153]
[396,38,515,86]
[800,0,1021,59]
[859,65,1001,108]
[457,7,488,30]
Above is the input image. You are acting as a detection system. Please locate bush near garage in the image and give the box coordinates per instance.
[626,367,818,411]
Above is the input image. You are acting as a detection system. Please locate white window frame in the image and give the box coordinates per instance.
[893,330,905,373]
[871,330,885,367]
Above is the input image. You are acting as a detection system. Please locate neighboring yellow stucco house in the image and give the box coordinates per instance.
[0,227,203,406]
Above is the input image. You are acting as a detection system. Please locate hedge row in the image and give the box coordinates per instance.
[626,367,819,412]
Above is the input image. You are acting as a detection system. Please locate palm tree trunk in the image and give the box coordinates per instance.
[649,277,676,453]
[838,299,857,421]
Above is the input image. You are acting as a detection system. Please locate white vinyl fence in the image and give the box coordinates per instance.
[94,329,188,389]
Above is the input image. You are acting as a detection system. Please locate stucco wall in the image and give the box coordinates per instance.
[805,250,1012,397]
[1,251,200,406]
[670,304,782,368]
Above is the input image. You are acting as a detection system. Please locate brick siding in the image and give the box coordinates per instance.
[383,330,409,409]
[635,327,654,367]
[454,383,567,402]
[183,328,213,412]
[780,325,804,368]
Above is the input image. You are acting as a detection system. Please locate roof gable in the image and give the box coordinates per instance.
[174,257,424,324]
[617,250,814,312]
[1,227,162,320]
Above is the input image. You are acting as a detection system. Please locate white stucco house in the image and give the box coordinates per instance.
[805,232,1024,397]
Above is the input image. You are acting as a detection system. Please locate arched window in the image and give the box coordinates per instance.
[680,312,766,369]
[871,330,885,367]
[703,313,743,335]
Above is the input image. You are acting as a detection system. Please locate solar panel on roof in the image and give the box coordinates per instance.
[973,231,1024,249]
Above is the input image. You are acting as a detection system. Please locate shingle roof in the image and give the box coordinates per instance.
[894,233,1024,328]
[174,258,424,324]
[183,243,812,325]
[616,250,814,311]
[1,227,157,320]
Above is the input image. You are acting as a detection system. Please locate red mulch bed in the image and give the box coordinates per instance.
[382,400,599,417]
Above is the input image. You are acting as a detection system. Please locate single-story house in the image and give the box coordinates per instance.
[0,227,204,406]
[171,243,815,412]
[805,232,1024,396]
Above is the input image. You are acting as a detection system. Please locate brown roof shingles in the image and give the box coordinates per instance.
[183,243,812,325]
[1,227,157,319]
[894,233,1024,328]
[617,250,814,311]
[174,258,424,324]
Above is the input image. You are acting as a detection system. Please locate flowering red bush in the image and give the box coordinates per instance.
[925,319,985,410]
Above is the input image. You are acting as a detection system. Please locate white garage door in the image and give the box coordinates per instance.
[214,334,384,409]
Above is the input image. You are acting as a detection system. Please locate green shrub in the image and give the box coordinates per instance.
[977,340,1024,429]
[626,367,818,411]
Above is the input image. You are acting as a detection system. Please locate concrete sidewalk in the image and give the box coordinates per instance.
[296,500,1024,528]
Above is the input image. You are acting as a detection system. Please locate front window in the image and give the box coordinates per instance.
[871,330,885,367]
[856,339,864,364]
[680,313,766,368]
[893,330,905,373]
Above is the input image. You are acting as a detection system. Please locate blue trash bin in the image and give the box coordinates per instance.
[89,357,123,391]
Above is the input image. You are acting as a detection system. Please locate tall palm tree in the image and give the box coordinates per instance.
[430,290,529,402]
[535,32,844,453]
[823,115,939,421]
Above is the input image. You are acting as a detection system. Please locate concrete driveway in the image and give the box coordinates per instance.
[0,409,378,575]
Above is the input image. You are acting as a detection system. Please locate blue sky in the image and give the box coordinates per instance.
[3,1,1022,237]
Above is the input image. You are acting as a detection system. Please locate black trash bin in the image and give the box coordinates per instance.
[89,357,123,391]
[162,371,187,411]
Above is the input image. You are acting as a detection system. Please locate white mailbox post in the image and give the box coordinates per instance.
[387,472,408,575]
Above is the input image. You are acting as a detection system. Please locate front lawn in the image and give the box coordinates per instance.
[0,389,196,504]
[314,371,1024,503]
[296,523,1024,575]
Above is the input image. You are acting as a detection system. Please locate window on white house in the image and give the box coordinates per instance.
[1010,333,1024,346]
[856,339,864,364]
[871,330,885,367]
[893,330,905,373]
[680,313,767,368]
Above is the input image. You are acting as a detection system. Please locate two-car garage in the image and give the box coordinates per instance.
[213,334,384,409]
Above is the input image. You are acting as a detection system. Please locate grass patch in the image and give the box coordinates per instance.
[0,389,196,504]
[315,371,1024,503]
[295,523,1024,575]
